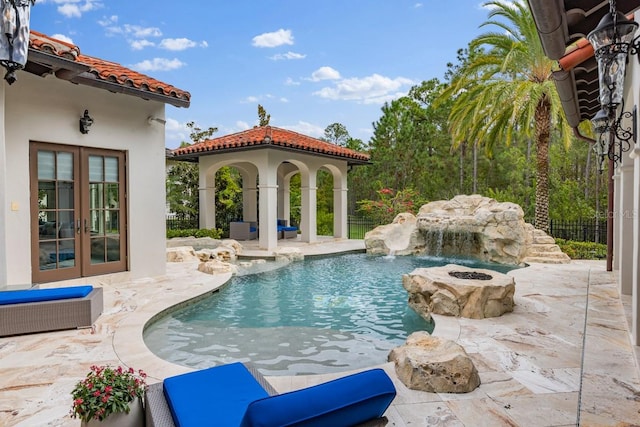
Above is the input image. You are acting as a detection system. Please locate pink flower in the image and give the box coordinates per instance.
[93,391,101,397]
[104,386,112,393]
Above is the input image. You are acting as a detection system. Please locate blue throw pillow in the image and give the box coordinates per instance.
[239,368,396,427]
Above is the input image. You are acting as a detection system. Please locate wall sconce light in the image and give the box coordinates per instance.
[588,0,639,170]
[79,110,94,134]
[0,0,35,85]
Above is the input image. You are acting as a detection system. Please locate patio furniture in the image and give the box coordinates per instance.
[145,362,396,427]
[0,285,103,336]
[229,221,258,241]
[277,219,298,239]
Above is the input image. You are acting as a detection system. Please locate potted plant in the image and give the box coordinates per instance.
[71,364,147,426]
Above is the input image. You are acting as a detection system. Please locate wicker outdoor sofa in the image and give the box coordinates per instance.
[145,362,395,427]
[0,285,103,336]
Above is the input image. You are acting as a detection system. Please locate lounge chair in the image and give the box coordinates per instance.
[277,219,298,239]
[145,362,396,427]
[0,285,103,336]
[229,221,258,241]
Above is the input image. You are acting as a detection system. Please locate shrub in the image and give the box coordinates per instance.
[555,238,606,260]
[166,228,223,239]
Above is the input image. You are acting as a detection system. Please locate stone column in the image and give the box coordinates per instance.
[333,173,348,239]
[618,163,634,295]
[300,169,317,243]
[258,165,278,251]
[199,170,216,229]
[242,169,258,223]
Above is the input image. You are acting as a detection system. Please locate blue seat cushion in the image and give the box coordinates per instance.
[0,285,93,305]
[277,226,297,232]
[239,368,396,427]
[163,362,270,427]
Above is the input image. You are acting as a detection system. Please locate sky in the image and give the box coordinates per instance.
[31,0,496,149]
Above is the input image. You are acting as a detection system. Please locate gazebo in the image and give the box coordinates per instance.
[170,126,370,250]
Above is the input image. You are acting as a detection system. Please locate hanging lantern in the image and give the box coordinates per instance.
[0,0,35,84]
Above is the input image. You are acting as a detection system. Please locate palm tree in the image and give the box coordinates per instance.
[441,1,572,232]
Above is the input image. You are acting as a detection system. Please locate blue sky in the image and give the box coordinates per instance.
[31,1,495,149]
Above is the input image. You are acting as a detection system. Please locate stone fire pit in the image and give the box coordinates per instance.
[402,264,515,320]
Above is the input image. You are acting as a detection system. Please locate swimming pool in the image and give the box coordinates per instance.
[144,253,517,376]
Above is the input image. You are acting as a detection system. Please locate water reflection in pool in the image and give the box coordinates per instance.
[144,253,517,375]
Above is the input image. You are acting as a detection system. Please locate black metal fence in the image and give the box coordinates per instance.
[548,219,607,244]
[166,215,199,230]
[167,214,607,244]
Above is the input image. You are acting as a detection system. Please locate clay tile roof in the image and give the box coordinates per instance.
[171,126,370,164]
[28,30,190,108]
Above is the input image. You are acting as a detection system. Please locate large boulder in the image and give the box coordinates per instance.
[388,331,480,393]
[364,195,570,264]
[166,246,199,262]
[403,264,515,319]
[364,213,425,255]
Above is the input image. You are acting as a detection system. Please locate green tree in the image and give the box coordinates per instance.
[323,123,350,146]
[258,104,271,126]
[439,1,572,232]
[167,122,243,226]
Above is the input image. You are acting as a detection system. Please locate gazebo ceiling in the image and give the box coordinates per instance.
[170,125,371,165]
[526,0,640,127]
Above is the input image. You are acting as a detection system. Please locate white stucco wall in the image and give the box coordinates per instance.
[0,71,168,285]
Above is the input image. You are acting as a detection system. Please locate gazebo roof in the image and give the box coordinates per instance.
[170,125,371,165]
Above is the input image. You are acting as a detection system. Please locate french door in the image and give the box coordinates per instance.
[30,142,127,283]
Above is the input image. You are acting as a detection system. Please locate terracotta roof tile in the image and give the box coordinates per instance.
[172,126,370,163]
[28,30,190,106]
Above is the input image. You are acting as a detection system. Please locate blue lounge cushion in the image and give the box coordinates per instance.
[239,368,396,427]
[0,285,94,306]
[277,225,297,232]
[163,362,270,427]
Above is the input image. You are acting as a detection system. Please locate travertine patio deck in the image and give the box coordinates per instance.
[0,238,638,426]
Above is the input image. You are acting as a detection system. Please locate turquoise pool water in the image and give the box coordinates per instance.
[144,253,517,376]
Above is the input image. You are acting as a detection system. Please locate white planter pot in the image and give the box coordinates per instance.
[80,397,143,427]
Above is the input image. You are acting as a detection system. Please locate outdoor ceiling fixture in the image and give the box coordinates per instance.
[588,0,639,171]
[0,0,35,85]
[79,110,93,134]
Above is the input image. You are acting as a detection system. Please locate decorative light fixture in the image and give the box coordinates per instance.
[588,0,639,169]
[0,0,36,85]
[79,110,93,134]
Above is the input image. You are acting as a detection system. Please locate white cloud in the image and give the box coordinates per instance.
[51,33,74,44]
[270,51,306,61]
[414,3,423,7]
[252,29,294,48]
[282,121,324,138]
[124,24,162,38]
[165,118,189,149]
[236,121,250,130]
[313,73,414,104]
[199,41,209,48]
[243,96,260,103]
[280,97,289,103]
[160,38,197,51]
[310,66,341,81]
[55,0,103,18]
[131,58,186,72]
[130,39,155,50]
[284,77,300,86]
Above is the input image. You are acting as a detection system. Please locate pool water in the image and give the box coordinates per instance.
[144,253,517,376]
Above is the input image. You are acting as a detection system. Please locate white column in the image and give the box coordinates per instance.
[199,168,216,229]
[613,171,621,272]
[279,177,291,224]
[0,84,6,287]
[300,169,317,243]
[333,173,348,239]
[258,166,278,251]
[618,163,634,296]
[630,146,640,346]
[242,170,258,223]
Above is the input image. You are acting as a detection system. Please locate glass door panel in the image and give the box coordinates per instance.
[31,144,81,282]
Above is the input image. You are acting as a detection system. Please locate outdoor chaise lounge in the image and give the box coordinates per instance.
[0,285,103,336]
[229,221,258,241]
[145,362,396,427]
